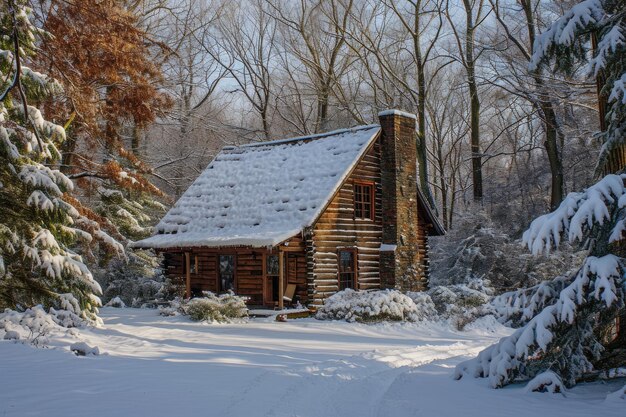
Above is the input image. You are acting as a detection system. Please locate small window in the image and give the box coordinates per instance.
[219,255,236,292]
[190,255,198,274]
[267,254,280,301]
[338,250,357,290]
[354,182,374,220]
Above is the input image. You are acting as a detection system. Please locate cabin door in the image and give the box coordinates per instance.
[265,254,279,306]
[264,253,297,306]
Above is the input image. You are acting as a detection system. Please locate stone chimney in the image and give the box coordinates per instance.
[378,110,425,292]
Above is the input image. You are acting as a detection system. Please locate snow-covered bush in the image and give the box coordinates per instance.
[427,281,493,329]
[182,292,248,323]
[316,289,428,322]
[0,306,84,345]
[430,212,581,292]
[105,296,126,308]
[70,342,100,356]
[405,291,438,320]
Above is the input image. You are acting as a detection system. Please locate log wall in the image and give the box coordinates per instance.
[162,246,308,307]
[306,140,385,306]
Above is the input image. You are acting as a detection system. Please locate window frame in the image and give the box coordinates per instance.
[353,180,375,221]
[217,254,237,293]
[337,248,358,291]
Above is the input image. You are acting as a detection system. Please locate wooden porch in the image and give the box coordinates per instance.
[160,240,308,309]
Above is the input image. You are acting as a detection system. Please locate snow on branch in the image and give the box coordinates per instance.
[529,0,605,71]
[523,174,626,255]
[455,254,625,388]
[609,73,626,105]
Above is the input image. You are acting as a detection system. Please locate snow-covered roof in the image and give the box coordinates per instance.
[133,125,381,249]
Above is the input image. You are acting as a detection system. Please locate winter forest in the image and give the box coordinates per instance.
[1,0,625,416]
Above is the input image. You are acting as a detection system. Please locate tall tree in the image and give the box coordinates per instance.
[489,0,566,210]
[207,0,277,140]
[0,0,118,321]
[345,0,445,209]
[446,0,488,202]
[39,0,172,243]
[267,0,355,134]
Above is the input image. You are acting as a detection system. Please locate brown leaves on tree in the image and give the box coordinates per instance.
[39,0,171,190]
[33,0,172,243]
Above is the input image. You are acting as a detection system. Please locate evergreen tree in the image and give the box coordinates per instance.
[456,0,626,388]
[529,0,625,172]
[0,0,116,322]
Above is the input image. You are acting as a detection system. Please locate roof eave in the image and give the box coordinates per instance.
[416,187,446,236]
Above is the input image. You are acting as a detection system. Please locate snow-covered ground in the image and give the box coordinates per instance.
[1,308,623,417]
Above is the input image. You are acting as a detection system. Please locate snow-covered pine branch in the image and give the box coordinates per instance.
[523,174,626,255]
[529,0,605,72]
[456,254,625,388]
[528,0,625,171]
[0,0,118,324]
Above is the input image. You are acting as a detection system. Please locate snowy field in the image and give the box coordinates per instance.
[1,308,624,417]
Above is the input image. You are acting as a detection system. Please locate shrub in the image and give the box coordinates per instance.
[316,289,425,323]
[424,279,493,329]
[96,250,168,307]
[183,292,248,322]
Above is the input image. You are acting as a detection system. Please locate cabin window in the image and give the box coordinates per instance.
[218,255,236,292]
[190,255,198,274]
[353,181,374,220]
[267,254,280,301]
[338,249,357,290]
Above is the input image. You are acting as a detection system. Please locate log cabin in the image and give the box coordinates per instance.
[132,110,444,308]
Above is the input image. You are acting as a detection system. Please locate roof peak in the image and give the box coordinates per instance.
[223,124,380,151]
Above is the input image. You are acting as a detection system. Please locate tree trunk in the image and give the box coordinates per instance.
[464,1,482,202]
[414,11,436,209]
[520,0,563,209]
[540,102,564,210]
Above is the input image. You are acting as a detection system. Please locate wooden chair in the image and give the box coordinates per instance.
[283,284,297,306]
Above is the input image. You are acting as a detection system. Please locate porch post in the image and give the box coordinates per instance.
[261,250,268,306]
[185,252,191,299]
[278,249,284,310]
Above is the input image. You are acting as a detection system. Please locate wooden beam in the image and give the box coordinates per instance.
[185,252,191,298]
[278,249,284,310]
[262,252,268,306]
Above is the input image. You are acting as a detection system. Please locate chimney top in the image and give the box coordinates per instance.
[377,109,417,120]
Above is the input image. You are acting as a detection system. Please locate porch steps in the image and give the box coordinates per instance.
[248,308,312,319]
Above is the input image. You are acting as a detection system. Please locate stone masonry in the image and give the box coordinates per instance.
[378,110,424,291]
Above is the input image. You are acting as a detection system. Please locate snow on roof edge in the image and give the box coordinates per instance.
[130,228,302,250]
[225,124,380,150]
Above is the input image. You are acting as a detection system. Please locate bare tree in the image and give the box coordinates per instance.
[445,0,490,203]
[345,0,447,209]
[487,0,569,210]
[267,0,356,134]
[206,0,278,140]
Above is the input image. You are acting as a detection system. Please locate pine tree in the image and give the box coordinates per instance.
[456,0,626,388]
[528,0,625,173]
[0,0,118,322]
